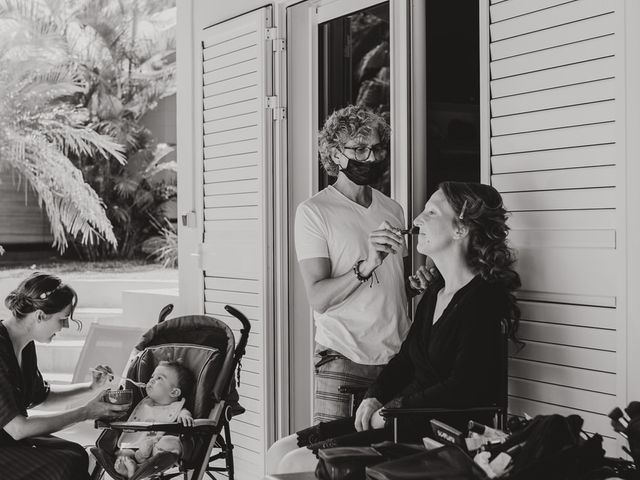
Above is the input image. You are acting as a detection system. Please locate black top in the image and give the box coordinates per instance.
[366,275,507,409]
[0,321,50,446]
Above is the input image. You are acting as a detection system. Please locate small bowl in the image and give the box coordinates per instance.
[104,388,133,405]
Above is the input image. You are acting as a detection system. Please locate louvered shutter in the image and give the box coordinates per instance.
[488,0,618,452]
[199,6,274,478]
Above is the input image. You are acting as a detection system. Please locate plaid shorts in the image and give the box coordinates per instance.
[313,344,385,424]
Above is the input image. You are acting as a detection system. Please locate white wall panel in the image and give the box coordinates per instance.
[491,144,615,174]
[490,0,576,23]
[502,187,615,211]
[509,228,615,249]
[491,101,615,136]
[509,378,615,413]
[491,57,614,98]
[518,321,616,351]
[491,79,614,116]
[492,165,615,192]
[198,8,274,476]
[519,301,616,329]
[508,209,615,230]
[487,1,621,455]
[490,0,614,42]
[509,358,616,393]
[510,341,615,372]
[491,13,614,60]
[516,247,616,299]
[491,35,614,79]
[204,113,259,135]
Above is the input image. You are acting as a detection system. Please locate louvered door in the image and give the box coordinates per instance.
[488,0,619,453]
[199,6,274,478]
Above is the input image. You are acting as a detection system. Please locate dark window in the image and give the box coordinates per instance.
[425,0,480,196]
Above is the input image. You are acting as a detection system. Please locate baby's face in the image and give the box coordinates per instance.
[145,365,180,405]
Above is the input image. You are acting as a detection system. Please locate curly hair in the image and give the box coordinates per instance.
[439,181,522,346]
[4,271,80,330]
[318,104,390,177]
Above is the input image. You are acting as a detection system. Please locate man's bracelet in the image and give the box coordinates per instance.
[353,260,372,283]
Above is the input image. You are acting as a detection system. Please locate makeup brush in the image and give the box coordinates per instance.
[398,226,419,235]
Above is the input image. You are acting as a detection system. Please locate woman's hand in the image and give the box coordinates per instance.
[83,389,130,421]
[90,365,114,391]
[370,408,386,430]
[361,221,405,276]
[177,409,194,427]
[354,397,383,432]
[408,259,439,292]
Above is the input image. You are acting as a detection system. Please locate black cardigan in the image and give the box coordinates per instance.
[366,275,508,409]
[0,321,50,446]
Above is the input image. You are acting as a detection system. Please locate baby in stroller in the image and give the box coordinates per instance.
[114,361,195,478]
[91,306,251,480]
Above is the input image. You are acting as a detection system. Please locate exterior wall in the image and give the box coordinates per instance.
[0,168,53,244]
[621,0,640,408]
[484,0,626,453]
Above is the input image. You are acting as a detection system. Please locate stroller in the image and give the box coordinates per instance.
[90,304,251,480]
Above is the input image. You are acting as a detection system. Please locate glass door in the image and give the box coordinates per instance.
[286,0,397,432]
[317,1,391,195]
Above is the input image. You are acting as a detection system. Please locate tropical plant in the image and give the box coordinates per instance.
[64,0,177,259]
[0,0,177,259]
[141,216,178,268]
[0,0,126,252]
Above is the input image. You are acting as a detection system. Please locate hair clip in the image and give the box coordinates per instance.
[39,282,63,300]
[458,200,468,220]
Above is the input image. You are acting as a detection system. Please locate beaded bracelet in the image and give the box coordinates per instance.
[353,260,380,288]
[353,260,371,283]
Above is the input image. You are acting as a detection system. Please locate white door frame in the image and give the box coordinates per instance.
[281,0,413,432]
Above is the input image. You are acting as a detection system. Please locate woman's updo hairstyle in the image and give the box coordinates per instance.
[439,181,522,345]
[5,272,79,328]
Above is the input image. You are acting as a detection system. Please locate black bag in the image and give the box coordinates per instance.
[501,414,605,480]
[315,443,425,480]
[315,446,385,480]
[365,445,488,480]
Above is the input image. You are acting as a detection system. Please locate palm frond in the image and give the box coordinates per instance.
[1,133,117,250]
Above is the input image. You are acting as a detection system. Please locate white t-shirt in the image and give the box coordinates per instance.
[295,185,410,365]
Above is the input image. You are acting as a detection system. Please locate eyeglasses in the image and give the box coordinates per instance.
[339,143,387,162]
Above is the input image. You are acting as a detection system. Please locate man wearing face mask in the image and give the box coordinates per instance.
[295,105,422,424]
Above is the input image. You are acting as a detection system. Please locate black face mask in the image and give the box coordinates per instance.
[340,158,387,185]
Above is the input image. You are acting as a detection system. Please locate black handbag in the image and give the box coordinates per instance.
[315,443,425,480]
[365,445,488,480]
[315,446,385,480]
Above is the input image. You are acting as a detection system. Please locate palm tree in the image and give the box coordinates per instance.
[65,0,177,259]
[0,0,126,252]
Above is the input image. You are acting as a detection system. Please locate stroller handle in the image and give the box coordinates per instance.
[224,305,251,334]
[224,305,251,391]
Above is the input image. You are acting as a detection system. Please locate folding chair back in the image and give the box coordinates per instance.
[72,323,148,383]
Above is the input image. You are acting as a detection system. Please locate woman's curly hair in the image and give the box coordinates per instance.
[318,105,390,177]
[439,181,522,346]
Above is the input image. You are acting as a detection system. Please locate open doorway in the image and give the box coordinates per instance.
[423,0,480,197]
[285,0,480,433]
